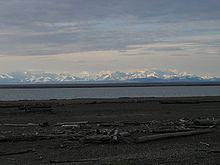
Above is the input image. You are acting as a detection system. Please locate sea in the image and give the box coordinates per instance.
[0,86,220,101]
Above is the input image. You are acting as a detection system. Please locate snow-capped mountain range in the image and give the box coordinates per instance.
[0,69,219,84]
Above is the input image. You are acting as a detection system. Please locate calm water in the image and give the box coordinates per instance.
[0,86,220,101]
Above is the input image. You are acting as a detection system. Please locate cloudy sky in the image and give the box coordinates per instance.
[0,0,220,76]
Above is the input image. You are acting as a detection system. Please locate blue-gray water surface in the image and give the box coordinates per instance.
[0,86,220,101]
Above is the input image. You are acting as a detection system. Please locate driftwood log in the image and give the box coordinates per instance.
[0,149,35,156]
[50,158,99,164]
[209,150,220,153]
[151,128,192,133]
[194,119,220,126]
[0,134,77,143]
[136,129,214,143]
[122,121,146,125]
[119,132,131,137]
[160,100,200,104]
[80,135,111,144]
[188,125,216,129]
[0,105,19,108]
[61,124,80,129]
[2,123,38,127]
[18,105,52,110]
[25,108,53,113]
[56,121,88,126]
[18,105,53,113]
[98,122,120,127]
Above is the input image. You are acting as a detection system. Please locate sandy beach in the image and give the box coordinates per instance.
[0,96,220,165]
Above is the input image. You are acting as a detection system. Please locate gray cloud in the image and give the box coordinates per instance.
[0,0,220,76]
[170,54,190,57]
[147,47,184,51]
[2,0,220,24]
[120,53,153,56]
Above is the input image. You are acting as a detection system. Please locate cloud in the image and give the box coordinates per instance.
[148,47,183,51]
[0,0,220,56]
[120,53,152,56]
[0,0,219,76]
[1,0,219,25]
[170,54,190,57]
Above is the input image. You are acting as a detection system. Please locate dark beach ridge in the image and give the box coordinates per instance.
[0,96,220,165]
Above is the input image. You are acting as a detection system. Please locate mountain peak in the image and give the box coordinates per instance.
[0,69,218,84]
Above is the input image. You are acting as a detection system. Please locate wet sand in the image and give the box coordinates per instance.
[0,96,220,165]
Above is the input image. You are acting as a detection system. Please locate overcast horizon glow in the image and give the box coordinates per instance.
[0,0,220,76]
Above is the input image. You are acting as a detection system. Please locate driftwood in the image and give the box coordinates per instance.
[25,108,53,113]
[152,128,192,133]
[1,122,50,127]
[18,105,53,113]
[119,132,131,137]
[199,149,220,153]
[0,135,47,142]
[56,121,88,126]
[18,105,52,110]
[0,149,35,156]
[2,123,38,127]
[0,134,77,143]
[98,122,120,127]
[50,158,99,164]
[194,119,220,126]
[200,142,210,146]
[39,122,50,127]
[209,150,220,153]
[61,124,80,129]
[81,135,111,144]
[160,100,200,104]
[0,105,19,108]
[122,121,145,125]
[188,125,216,129]
[135,129,214,143]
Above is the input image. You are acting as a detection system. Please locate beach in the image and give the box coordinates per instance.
[0,96,220,165]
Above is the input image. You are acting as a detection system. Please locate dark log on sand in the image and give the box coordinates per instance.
[80,135,111,144]
[0,149,35,156]
[194,119,220,126]
[188,125,216,129]
[119,132,131,137]
[50,158,99,164]
[24,108,53,113]
[18,105,53,113]
[122,121,146,125]
[209,150,220,153]
[18,105,52,110]
[198,149,220,154]
[0,135,49,142]
[0,134,77,143]
[0,105,19,108]
[160,100,200,104]
[98,122,120,127]
[152,128,192,133]
[135,129,214,143]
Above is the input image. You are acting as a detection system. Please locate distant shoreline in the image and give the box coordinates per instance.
[1,96,220,103]
[0,82,220,89]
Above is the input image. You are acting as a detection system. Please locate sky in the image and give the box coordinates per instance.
[0,0,220,76]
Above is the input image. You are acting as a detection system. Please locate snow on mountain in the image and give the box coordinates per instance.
[0,69,219,84]
[95,71,128,81]
[0,72,77,83]
[0,73,14,79]
[0,73,15,83]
